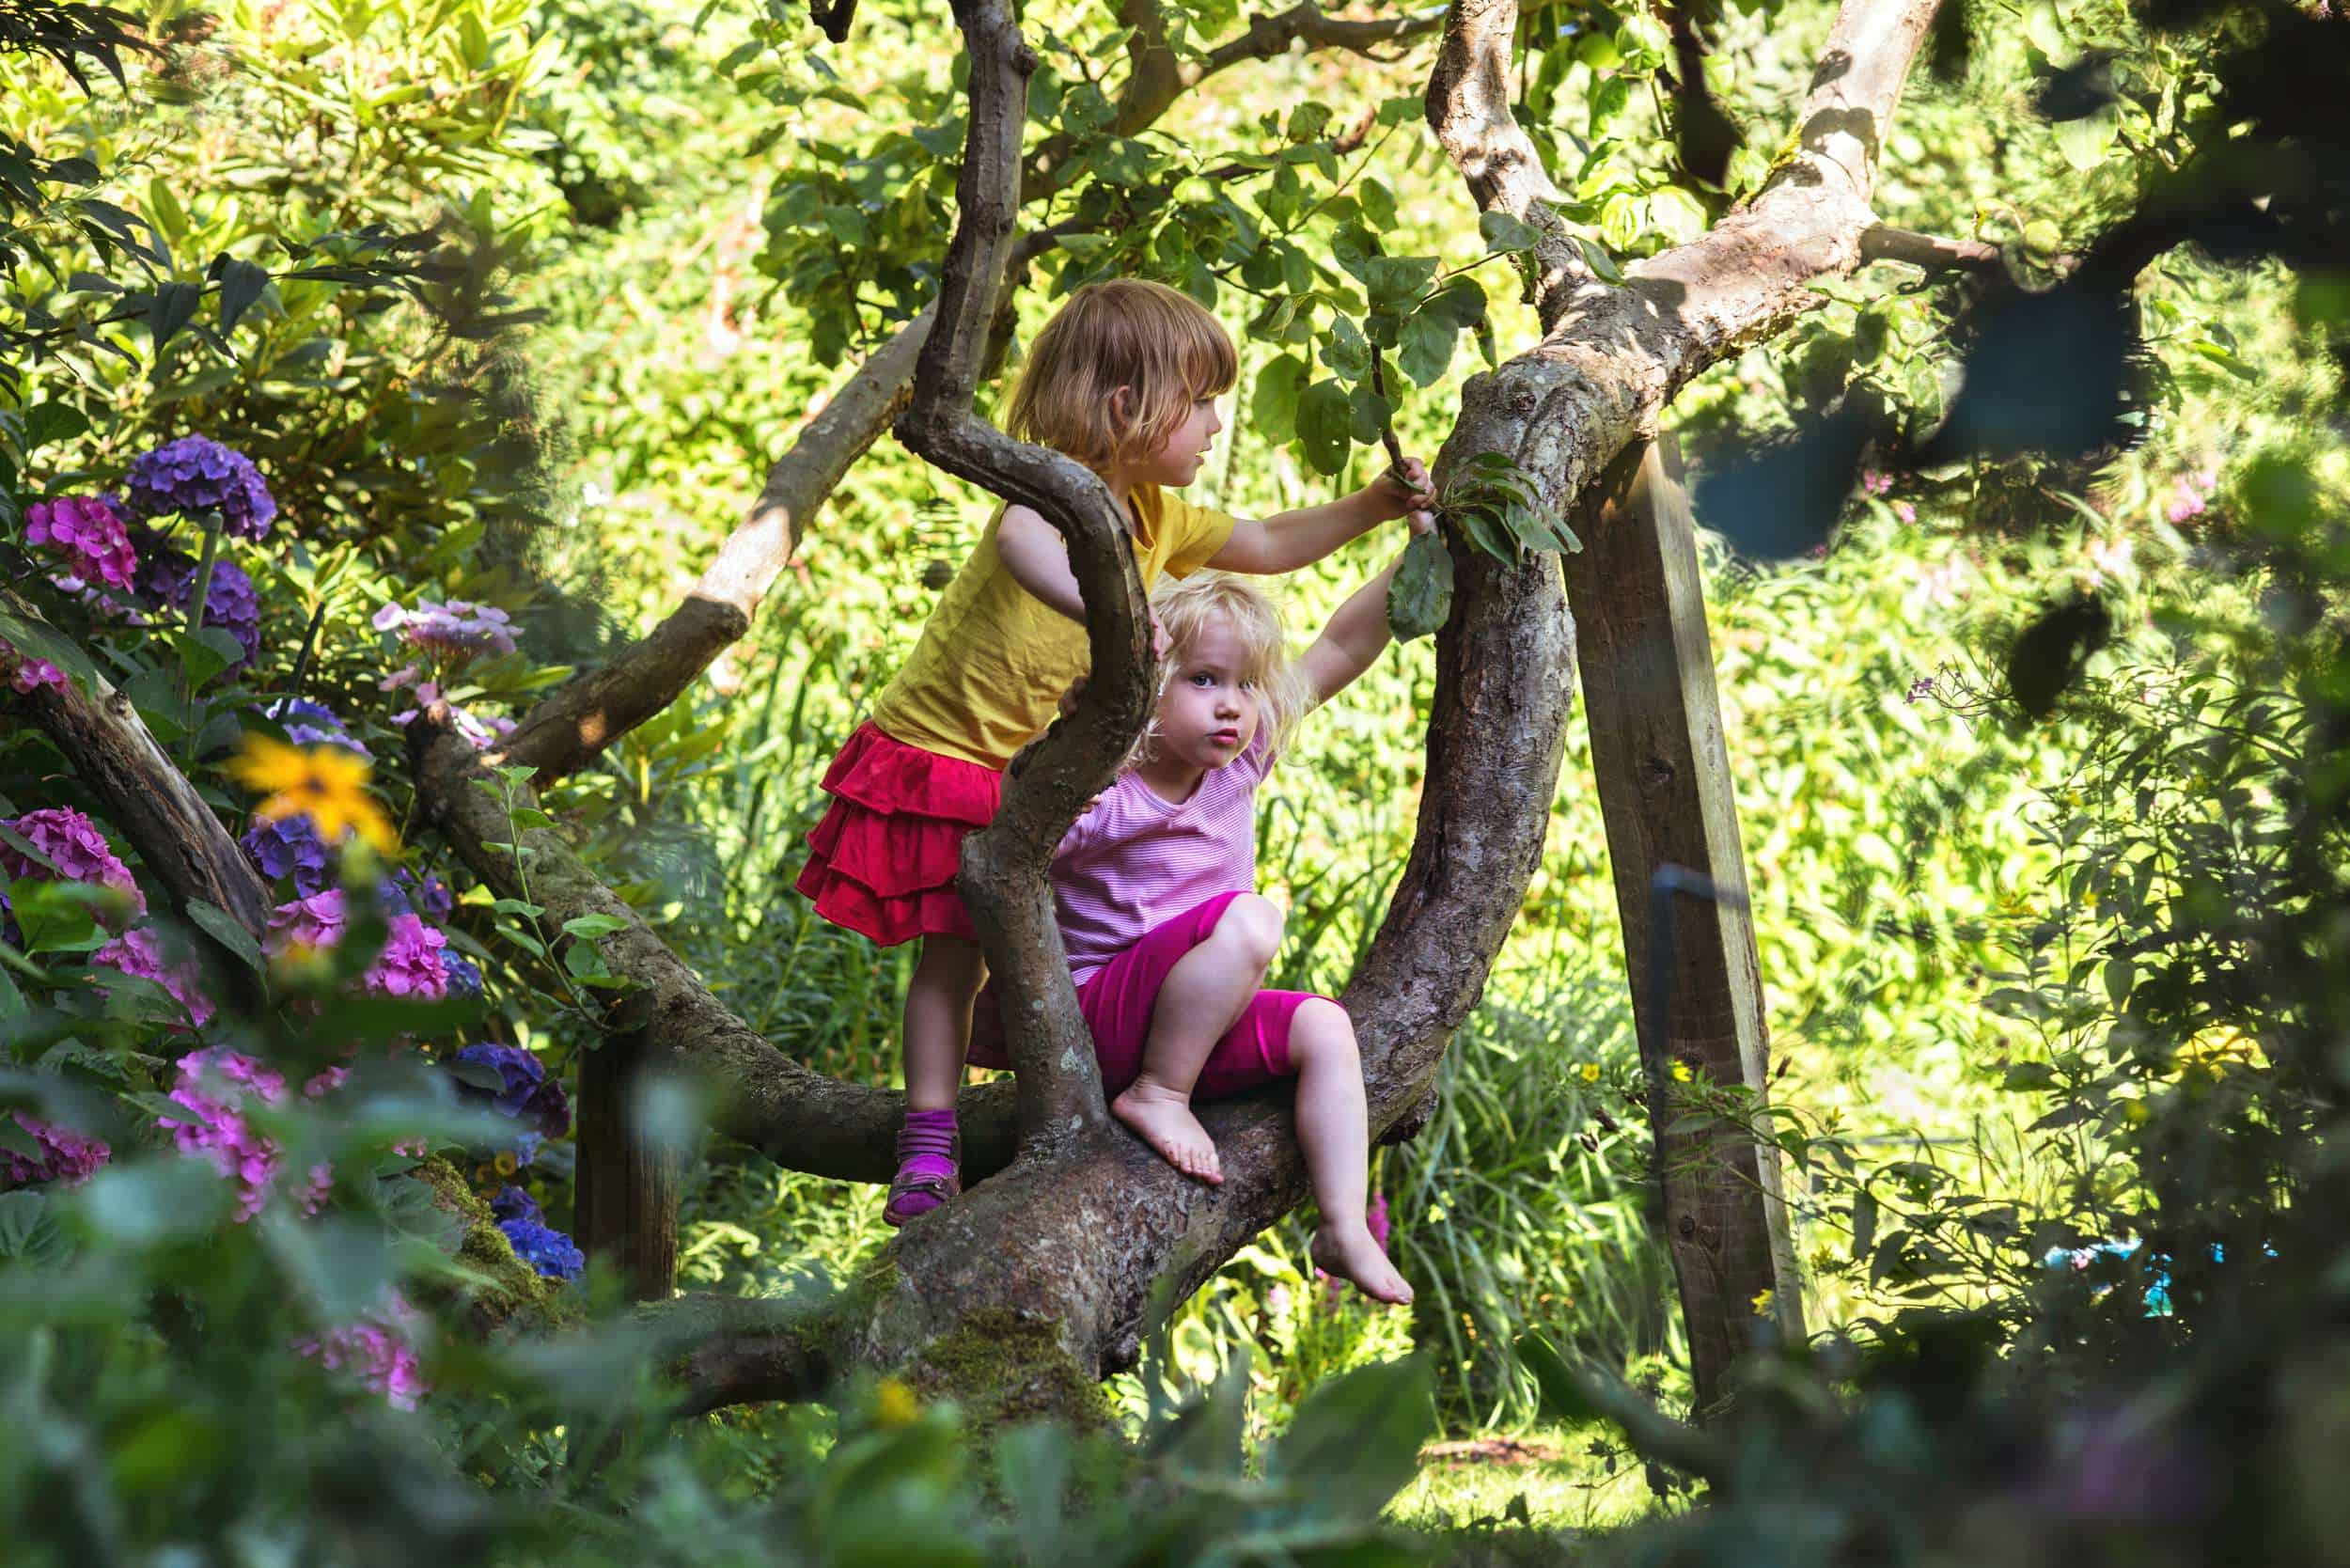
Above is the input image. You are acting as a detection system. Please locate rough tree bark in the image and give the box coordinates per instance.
[407,0,1948,1410]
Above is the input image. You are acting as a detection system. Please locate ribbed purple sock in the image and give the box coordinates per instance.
[890,1108,959,1219]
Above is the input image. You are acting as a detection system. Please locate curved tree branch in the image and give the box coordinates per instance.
[893,0,1150,1157]
[1423,0,1592,327]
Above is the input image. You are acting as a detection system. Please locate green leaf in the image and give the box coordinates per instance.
[1422,276,1488,330]
[1851,1187,1879,1262]
[1266,1356,1434,1519]
[1348,386,1392,447]
[1055,232,1112,258]
[1396,310,1457,387]
[1319,315,1371,384]
[22,401,89,449]
[1386,529,1454,642]
[1295,380,1352,477]
[1252,353,1308,445]
[217,258,270,332]
[1478,210,1542,255]
[147,280,202,353]
[185,899,262,970]
[168,629,237,690]
[0,1191,70,1266]
[447,1058,509,1093]
[561,914,632,940]
[2103,957,2136,1008]
[1357,176,1398,230]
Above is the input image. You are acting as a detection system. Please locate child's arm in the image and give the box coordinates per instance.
[1205,458,1436,575]
[1000,507,1169,654]
[1294,552,1409,708]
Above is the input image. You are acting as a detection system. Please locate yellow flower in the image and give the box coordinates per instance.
[494,1150,518,1176]
[1750,1289,1775,1317]
[229,734,400,853]
[1670,1061,1694,1083]
[873,1377,919,1428]
[1579,1063,1601,1083]
[2121,1100,2152,1125]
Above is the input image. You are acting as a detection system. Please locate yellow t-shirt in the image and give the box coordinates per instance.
[869,484,1238,769]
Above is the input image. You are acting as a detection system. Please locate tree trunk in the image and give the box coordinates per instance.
[574,1028,685,1301]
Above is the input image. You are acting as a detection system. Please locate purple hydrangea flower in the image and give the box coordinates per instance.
[124,436,277,541]
[498,1216,584,1280]
[294,1294,429,1410]
[24,494,137,590]
[372,599,517,663]
[243,812,337,897]
[378,869,452,923]
[133,539,261,667]
[90,924,215,1029]
[442,952,483,998]
[489,1184,541,1225]
[265,697,370,758]
[450,1043,570,1140]
[0,807,147,929]
[1,1112,111,1188]
[159,1048,294,1222]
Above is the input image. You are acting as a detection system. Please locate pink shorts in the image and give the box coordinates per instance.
[969,891,1321,1099]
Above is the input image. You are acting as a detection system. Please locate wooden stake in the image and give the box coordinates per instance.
[1563,431,1804,1413]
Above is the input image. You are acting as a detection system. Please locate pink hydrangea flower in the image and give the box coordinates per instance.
[24,494,138,592]
[90,925,215,1029]
[2,638,67,697]
[1,1112,111,1188]
[368,915,448,999]
[159,1048,295,1222]
[294,1293,430,1410]
[0,807,147,928]
[266,888,350,956]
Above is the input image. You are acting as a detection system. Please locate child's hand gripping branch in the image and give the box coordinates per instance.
[979,560,1421,1305]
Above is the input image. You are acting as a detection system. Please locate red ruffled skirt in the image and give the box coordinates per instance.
[794,722,1003,947]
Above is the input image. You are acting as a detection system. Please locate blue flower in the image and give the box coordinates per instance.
[489,1184,541,1226]
[133,536,261,666]
[242,811,336,896]
[125,436,277,541]
[451,1042,569,1140]
[499,1216,584,1280]
[442,952,484,998]
[265,697,370,758]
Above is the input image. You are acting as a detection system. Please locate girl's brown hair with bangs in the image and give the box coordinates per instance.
[1002,279,1238,472]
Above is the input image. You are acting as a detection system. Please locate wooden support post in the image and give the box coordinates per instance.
[1563,431,1804,1414]
[573,1033,682,1302]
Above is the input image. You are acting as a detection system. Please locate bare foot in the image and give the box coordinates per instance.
[1312,1224,1414,1305]
[1111,1077,1224,1184]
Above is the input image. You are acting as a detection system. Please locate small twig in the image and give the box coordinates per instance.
[1859,224,2005,273]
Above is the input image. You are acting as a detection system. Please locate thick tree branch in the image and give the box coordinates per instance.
[1423,0,1592,327]
[895,0,1147,1156]
[2,588,270,971]
[407,707,1018,1183]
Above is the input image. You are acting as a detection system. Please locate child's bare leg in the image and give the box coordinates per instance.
[887,935,986,1227]
[903,934,985,1111]
[1290,998,1413,1305]
[1117,894,1284,1184]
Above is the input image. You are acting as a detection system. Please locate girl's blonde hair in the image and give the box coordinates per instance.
[1004,279,1238,472]
[1131,572,1314,770]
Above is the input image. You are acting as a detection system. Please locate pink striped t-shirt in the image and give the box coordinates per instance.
[1052,734,1272,985]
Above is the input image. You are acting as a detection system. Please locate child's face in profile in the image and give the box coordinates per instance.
[1152,614,1261,775]
[1121,389,1224,489]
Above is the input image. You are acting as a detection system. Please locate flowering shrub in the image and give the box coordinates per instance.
[0,807,147,928]
[450,1043,570,1141]
[1,1113,110,1188]
[372,915,450,999]
[24,494,137,592]
[243,812,337,897]
[125,435,277,541]
[372,598,516,662]
[264,697,371,758]
[1,641,66,696]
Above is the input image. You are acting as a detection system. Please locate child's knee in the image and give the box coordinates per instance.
[1289,997,1355,1061]
[1214,893,1285,970]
